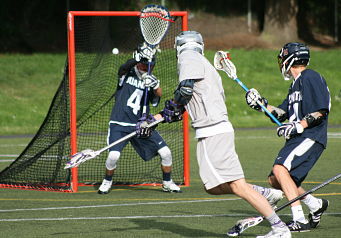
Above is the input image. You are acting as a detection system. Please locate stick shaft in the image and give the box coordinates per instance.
[275,173,341,213]
[233,77,282,126]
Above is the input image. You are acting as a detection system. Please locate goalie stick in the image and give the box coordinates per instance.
[139,4,173,115]
[227,173,341,237]
[213,51,282,126]
[64,118,164,169]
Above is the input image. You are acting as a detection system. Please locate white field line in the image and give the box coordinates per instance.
[0,198,241,213]
[1,212,340,222]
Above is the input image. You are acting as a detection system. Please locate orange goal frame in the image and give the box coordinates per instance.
[67,11,189,192]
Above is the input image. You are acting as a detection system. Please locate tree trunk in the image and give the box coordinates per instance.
[261,0,299,47]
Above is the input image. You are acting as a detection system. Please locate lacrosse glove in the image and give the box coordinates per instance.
[142,73,160,90]
[160,100,185,123]
[277,122,304,140]
[245,88,268,112]
[136,114,157,138]
[133,42,157,62]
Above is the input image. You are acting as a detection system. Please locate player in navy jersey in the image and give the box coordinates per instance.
[98,43,181,194]
[246,42,331,232]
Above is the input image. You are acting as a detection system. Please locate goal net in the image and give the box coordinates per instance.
[0,11,189,192]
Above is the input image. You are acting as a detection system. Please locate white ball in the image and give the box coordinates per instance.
[112,48,119,54]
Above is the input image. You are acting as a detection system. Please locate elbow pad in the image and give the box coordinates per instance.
[303,110,328,128]
[174,79,195,105]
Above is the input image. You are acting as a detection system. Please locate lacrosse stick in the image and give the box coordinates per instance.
[214,51,282,126]
[227,173,341,236]
[139,4,174,116]
[64,118,164,169]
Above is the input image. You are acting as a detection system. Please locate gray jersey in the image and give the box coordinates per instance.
[178,50,229,129]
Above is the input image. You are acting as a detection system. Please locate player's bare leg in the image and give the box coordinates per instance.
[270,165,311,231]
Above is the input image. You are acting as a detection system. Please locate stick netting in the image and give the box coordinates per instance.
[0,14,185,192]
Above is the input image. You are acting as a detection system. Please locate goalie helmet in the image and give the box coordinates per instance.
[278,42,310,80]
[175,31,204,57]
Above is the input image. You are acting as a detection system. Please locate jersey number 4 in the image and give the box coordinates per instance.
[127,89,144,115]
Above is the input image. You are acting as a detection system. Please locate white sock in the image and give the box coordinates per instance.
[252,185,272,199]
[301,194,321,213]
[266,212,286,228]
[291,205,307,223]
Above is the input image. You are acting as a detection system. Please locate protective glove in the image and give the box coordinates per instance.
[133,42,156,62]
[277,122,304,139]
[245,88,268,112]
[160,100,185,123]
[142,73,160,89]
[136,114,157,138]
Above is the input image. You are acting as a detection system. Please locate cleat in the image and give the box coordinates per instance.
[286,220,310,232]
[308,198,329,228]
[162,180,181,193]
[227,216,263,237]
[98,179,112,194]
[267,189,284,209]
[256,225,291,238]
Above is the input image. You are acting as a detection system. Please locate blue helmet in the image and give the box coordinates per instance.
[278,42,310,80]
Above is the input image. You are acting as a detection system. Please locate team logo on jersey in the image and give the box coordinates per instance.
[288,91,302,104]
[126,76,145,89]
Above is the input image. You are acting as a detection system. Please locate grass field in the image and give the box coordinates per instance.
[0,128,340,238]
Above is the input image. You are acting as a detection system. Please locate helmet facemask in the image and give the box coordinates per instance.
[174,31,204,57]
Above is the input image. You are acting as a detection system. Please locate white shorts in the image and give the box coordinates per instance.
[197,132,244,190]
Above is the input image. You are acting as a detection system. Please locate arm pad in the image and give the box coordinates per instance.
[174,79,195,105]
[303,109,328,128]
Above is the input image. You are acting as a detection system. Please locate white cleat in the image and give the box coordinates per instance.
[162,180,181,193]
[98,179,112,194]
[256,225,291,238]
[267,189,284,209]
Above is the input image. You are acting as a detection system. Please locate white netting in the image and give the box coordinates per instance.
[140,5,173,46]
[214,51,237,79]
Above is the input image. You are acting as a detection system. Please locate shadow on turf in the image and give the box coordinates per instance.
[109,219,223,237]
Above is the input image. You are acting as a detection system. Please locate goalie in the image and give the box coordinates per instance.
[97,43,181,194]
[245,42,331,232]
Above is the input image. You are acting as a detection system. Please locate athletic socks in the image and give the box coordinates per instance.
[301,194,322,213]
[291,205,307,223]
[104,175,113,181]
[252,185,273,199]
[266,212,286,228]
[162,172,171,181]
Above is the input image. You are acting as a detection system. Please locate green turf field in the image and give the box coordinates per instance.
[0,128,340,238]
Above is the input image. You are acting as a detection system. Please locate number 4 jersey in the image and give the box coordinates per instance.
[109,65,159,127]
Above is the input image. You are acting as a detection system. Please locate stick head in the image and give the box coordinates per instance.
[64,149,97,169]
[139,5,174,46]
[214,51,237,79]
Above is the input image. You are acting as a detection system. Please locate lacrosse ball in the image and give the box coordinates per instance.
[112,48,119,54]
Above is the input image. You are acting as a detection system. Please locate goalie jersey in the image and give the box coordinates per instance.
[109,64,159,127]
[278,69,331,147]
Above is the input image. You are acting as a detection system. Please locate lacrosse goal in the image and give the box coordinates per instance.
[0,11,189,192]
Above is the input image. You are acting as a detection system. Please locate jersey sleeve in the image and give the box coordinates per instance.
[178,52,204,82]
[302,73,330,114]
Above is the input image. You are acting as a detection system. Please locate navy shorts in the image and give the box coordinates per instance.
[107,123,167,161]
[270,136,324,187]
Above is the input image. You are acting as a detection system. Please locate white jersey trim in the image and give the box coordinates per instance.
[283,138,315,170]
[109,120,136,127]
[195,121,234,139]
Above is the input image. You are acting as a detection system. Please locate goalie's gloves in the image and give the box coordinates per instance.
[142,73,160,89]
[133,42,157,63]
[277,121,304,140]
[245,88,268,112]
[136,114,157,138]
[160,100,185,123]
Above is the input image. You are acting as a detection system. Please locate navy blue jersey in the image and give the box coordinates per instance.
[278,69,331,147]
[109,64,159,126]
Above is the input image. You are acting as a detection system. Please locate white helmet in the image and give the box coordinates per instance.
[175,31,204,56]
